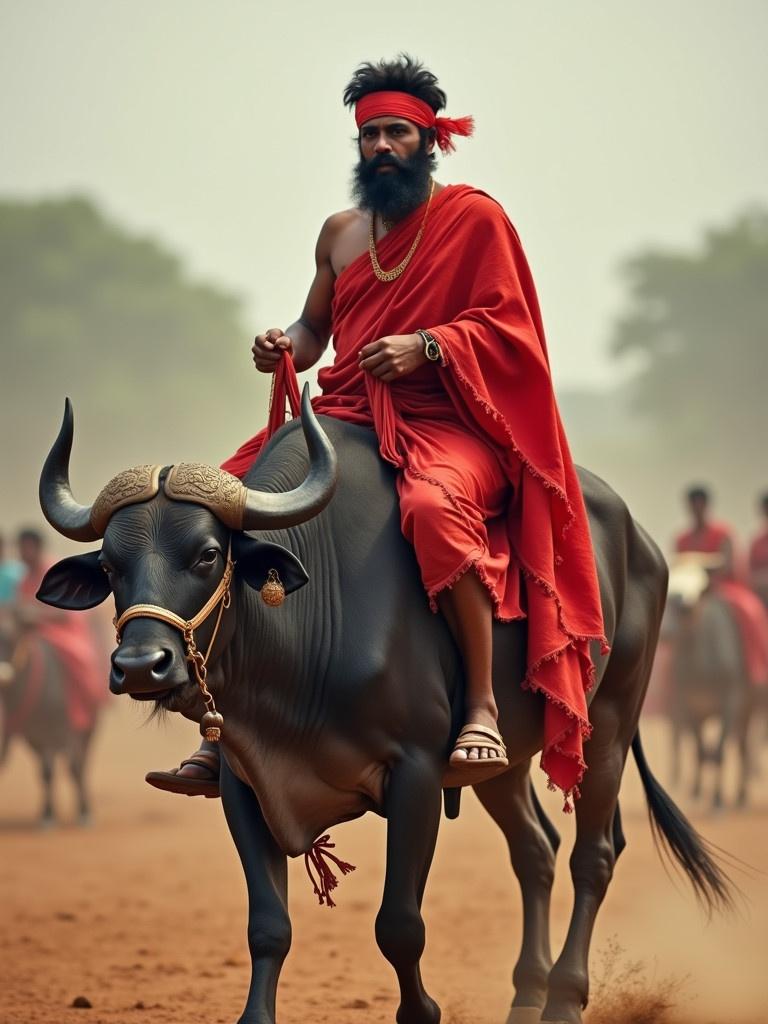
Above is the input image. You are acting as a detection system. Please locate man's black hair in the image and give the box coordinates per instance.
[343,54,447,114]
[686,485,710,504]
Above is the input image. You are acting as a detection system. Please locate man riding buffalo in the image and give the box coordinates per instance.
[35,58,734,1024]
[674,485,768,690]
[148,54,607,805]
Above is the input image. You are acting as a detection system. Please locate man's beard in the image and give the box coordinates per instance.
[351,145,435,222]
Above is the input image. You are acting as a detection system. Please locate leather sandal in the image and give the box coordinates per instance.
[442,723,509,787]
[145,748,221,798]
[450,722,509,765]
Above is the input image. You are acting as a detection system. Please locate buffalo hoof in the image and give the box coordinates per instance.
[396,994,440,1024]
[506,1007,542,1024]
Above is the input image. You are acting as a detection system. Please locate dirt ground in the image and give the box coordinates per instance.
[1,705,766,1024]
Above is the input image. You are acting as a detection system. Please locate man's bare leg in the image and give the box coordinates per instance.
[438,569,505,763]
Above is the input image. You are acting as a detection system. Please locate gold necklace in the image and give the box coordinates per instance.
[368,180,435,283]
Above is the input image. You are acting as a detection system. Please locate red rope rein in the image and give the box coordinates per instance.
[266,351,302,440]
[268,357,356,908]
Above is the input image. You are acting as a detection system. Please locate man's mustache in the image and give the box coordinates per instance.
[365,153,406,172]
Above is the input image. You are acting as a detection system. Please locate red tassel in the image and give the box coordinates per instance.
[434,115,475,153]
[304,834,356,909]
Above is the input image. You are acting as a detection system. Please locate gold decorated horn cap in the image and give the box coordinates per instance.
[164,463,247,529]
[90,465,163,536]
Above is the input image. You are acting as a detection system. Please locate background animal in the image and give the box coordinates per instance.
[663,565,756,809]
[0,611,99,826]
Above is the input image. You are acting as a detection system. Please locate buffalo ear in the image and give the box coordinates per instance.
[233,534,309,595]
[36,551,111,610]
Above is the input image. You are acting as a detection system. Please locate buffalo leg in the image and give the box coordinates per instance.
[474,763,557,1022]
[669,713,683,788]
[38,749,55,827]
[540,699,627,1024]
[735,696,752,807]
[220,757,290,1024]
[69,728,93,826]
[690,720,705,801]
[377,750,442,1024]
[711,701,732,811]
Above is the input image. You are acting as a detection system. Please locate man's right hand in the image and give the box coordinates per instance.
[252,328,294,373]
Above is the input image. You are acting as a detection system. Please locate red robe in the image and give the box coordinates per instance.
[675,522,734,561]
[18,563,107,731]
[224,184,608,800]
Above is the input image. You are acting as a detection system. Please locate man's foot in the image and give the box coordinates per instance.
[449,722,508,765]
[442,721,509,788]
[145,747,221,798]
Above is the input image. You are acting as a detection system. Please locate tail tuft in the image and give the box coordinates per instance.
[632,731,734,915]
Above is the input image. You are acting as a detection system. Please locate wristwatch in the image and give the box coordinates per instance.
[417,329,443,363]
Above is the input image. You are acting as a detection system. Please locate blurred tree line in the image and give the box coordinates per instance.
[0,196,269,538]
[612,206,766,448]
[562,205,768,546]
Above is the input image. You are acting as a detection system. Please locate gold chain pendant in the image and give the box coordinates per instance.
[368,180,435,283]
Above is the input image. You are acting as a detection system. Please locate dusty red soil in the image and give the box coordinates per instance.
[0,708,766,1023]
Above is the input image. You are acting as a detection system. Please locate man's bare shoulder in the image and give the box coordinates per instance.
[316,208,368,275]
[319,208,366,241]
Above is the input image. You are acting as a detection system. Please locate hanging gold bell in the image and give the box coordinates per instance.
[200,709,224,742]
[261,569,286,607]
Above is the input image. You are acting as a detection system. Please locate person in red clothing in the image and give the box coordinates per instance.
[15,528,106,731]
[748,491,768,609]
[674,487,768,687]
[674,484,736,578]
[148,55,606,801]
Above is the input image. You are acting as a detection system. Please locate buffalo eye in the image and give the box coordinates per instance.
[194,548,220,571]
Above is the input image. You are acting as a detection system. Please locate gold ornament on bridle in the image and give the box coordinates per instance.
[112,542,235,742]
[260,569,286,607]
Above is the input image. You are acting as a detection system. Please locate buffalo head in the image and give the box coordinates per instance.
[36,391,337,713]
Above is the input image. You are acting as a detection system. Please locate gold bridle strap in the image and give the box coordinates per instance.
[112,542,235,742]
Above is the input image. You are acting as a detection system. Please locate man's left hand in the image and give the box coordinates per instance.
[359,333,428,383]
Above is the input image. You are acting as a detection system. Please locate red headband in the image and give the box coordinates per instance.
[354,91,474,154]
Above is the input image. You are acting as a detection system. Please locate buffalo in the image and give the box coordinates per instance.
[0,610,99,826]
[664,560,758,809]
[36,395,730,1024]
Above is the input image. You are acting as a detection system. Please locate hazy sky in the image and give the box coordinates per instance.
[2,0,767,388]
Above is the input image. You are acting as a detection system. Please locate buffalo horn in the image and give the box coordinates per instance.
[241,384,337,530]
[39,399,100,542]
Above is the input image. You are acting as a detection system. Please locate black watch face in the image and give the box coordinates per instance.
[426,340,440,361]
